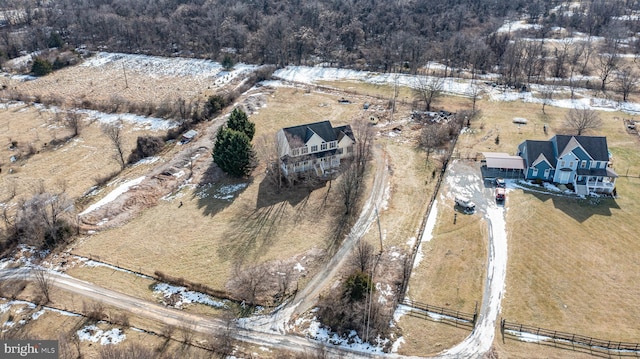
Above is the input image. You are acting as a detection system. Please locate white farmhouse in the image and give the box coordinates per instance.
[276,120,356,177]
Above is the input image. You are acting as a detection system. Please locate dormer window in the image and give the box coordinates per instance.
[330,141,337,149]
[311,145,318,152]
[321,143,327,150]
[301,147,308,154]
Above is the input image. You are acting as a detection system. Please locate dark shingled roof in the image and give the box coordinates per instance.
[334,125,355,142]
[522,140,556,168]
[282,120,337,144]
[553,135,609,161]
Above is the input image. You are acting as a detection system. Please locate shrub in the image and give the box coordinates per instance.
[127,136,165,164]
[31,58,53,76]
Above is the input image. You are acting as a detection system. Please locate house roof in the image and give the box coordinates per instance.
[521,140,556,168]
[553,135,609,161]
[482,152,525,170]
[182,129,198,139]
[334,125,356,142]
[282,121,337,144]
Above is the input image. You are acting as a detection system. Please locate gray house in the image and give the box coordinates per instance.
[518,135,617,196]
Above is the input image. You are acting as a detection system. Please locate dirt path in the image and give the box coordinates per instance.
[434,160,508,358]
[0,268,374,358]
[246,147,389,334]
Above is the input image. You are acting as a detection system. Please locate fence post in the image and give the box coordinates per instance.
[500,318,505,344]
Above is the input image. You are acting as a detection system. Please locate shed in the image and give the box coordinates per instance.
[181,130,198,143]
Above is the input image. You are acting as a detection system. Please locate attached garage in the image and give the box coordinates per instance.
[481,152,525,179]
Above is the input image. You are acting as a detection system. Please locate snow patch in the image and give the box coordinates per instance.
[301,316,389,353]
[153,283,226,309]
[77,325,126,345]
[134,156,162,166]
[80,176,145,215]
[414,199,438,268]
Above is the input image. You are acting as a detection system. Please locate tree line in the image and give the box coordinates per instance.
[3,0,638,75]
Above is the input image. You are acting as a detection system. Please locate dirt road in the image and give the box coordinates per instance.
[246,147,389,334]
[435,160,508,358]
[0,268,378,358]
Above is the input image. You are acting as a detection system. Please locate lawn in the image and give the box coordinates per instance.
[71,85,378,296]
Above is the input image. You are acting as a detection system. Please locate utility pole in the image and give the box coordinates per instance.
[122,62,129,89]
[375,204,383,254]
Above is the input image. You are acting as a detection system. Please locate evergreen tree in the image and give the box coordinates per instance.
[227,108,255,140]
[221,55,234,71]
[205,94,228,118]
[213,127,256,177]
[47,32,63,48]
[31,58,53,76]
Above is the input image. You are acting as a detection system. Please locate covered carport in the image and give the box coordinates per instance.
[481,152,525,179]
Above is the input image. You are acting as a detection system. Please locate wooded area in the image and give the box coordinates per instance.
[2,0,640,84]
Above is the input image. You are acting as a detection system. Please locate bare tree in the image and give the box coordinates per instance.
[352,240,375,273]
[413,75,444,111]
[540,79,557,114]
[230,264,269,305]
[596,53,619,92]
[33,268,54,304]
[339,118,373,216]
[255,133,286,189]
[419,123,448,161]
[102,120,126,170]
[564,107,602,135]
[14,191,73,248]
[616,66,637,102]
[62,110,83,137]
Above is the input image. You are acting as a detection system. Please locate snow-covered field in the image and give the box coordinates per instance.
[81,52,256,85]
[273,63,640,115]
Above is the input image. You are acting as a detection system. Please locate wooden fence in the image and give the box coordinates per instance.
[501,319,640,357]
[402,299,476,328]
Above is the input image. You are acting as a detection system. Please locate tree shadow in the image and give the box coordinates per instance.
[193,162,250,217]
[217,177,328,265]
[255,176,327,209]
[218,201,288,266]
[528,191,620,223]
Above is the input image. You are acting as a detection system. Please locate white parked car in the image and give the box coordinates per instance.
[455,196,476,213]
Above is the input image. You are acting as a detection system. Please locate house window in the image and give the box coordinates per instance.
[532,167,538,176]
[337,148,343,154]
[311,145,318,152]
[347,146,353,153]
[581,160,587,168]
[560,160,565,167]
[569,161,574,168]
[544,168,550,178]
[292,148,299,156]
[330,141,337,149]
[301,147,308,154]
[321,143,327,150]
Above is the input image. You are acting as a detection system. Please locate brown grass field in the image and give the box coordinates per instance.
[3,56,640,358]
[70,86,380,292]
[0,103,167,211]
